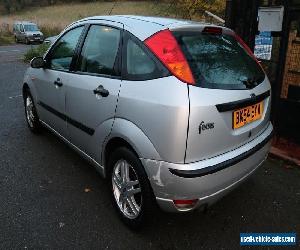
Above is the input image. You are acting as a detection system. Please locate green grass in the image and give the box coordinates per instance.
[23,43,50,63]
[1,1,180,37]
[0,33,14,45]
[1,1,225,38]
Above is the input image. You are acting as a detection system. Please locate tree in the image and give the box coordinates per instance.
[1,0,11,13]
[174,0,225,19]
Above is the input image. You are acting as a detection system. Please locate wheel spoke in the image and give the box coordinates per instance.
[112,174,122,190]
[126,197,139,215]
[121,198,127,211]
[120,161,125,182]
[120,160,130,183]
[126,187,141,197]
[125,180,139,188]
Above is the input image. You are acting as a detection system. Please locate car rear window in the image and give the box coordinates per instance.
[173,31,265,90]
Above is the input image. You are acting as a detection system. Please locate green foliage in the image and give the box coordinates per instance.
[168,0,225,19]
[1,0,104,13]
[40,25,61,37]
[23,43,50,62]
[0,0,35,13]
[0,32,14,45]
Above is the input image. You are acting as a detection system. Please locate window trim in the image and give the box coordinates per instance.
[72,23,123,79]
[44,24,88,73]
[121,30,170,81]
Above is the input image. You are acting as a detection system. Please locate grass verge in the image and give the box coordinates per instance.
[23,43,50,63]
[2,1,174,36]
[0,33,14,45]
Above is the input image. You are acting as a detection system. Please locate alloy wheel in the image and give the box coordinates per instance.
[112,159,142,219]
[25,95,35,128]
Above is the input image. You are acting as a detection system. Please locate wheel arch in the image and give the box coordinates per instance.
[22,82,29,95]
[104,137,137,167]
[102,118,161,176]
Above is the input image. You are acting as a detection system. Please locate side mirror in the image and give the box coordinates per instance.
[31,57,45,69]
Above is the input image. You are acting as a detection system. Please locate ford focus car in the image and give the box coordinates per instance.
[22,15,273,227]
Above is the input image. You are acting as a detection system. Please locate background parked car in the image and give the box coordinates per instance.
[43,35,58,45]
[13,21,44,44]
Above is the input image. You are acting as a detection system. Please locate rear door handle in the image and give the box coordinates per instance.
[93,85,109,97]
[54,78,63,87]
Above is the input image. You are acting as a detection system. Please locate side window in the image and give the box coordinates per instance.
[127,39,156,75]
[124,35,170,81]
[77,25,121,76]
[20,25,24,32]
[48,26,84,71]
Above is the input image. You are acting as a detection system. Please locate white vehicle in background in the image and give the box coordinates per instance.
[13,21,44,44]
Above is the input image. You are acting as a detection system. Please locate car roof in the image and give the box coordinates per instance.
[69,15,227,41]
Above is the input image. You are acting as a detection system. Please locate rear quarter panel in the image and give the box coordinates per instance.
[115,76,189,163]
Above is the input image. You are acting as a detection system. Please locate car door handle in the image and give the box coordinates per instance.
[54,79,63,87]
[93,85,109,97]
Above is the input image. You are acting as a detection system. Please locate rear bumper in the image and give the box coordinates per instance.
[141,122,273,212]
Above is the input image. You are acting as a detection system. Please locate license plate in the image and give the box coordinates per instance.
[233,102,263,129]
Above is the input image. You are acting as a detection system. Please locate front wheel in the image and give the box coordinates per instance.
[23,90,41,133]
[108,147,156,228]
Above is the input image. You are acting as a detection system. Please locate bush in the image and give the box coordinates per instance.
[40,25,61,38]
[23,43,50,62]
[171,0,225,19]
[0,32,14,45]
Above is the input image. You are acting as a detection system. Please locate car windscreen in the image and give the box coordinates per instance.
[24,24,39,32]
[172,31,265,90]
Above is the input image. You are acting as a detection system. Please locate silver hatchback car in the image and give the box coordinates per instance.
[23,16,273,227]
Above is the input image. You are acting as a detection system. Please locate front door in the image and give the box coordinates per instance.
[34,25,85,136]
[65,23,123,161]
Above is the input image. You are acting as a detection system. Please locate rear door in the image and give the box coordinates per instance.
[64,22,123,160]
[172,27,271,163]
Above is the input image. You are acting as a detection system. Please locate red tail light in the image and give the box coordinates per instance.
[144,29,195,84]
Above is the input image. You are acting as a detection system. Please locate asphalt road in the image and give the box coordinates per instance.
[0,45,299,249]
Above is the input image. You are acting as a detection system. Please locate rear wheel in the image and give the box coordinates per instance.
[25,37,30,45]
[23,89,41,133]
[108,147,156,228]
[15,36,18,43]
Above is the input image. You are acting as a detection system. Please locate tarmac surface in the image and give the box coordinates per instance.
[0,44,299,249]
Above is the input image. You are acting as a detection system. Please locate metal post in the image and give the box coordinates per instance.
[272,1,290,136]
[225,0,259,51]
